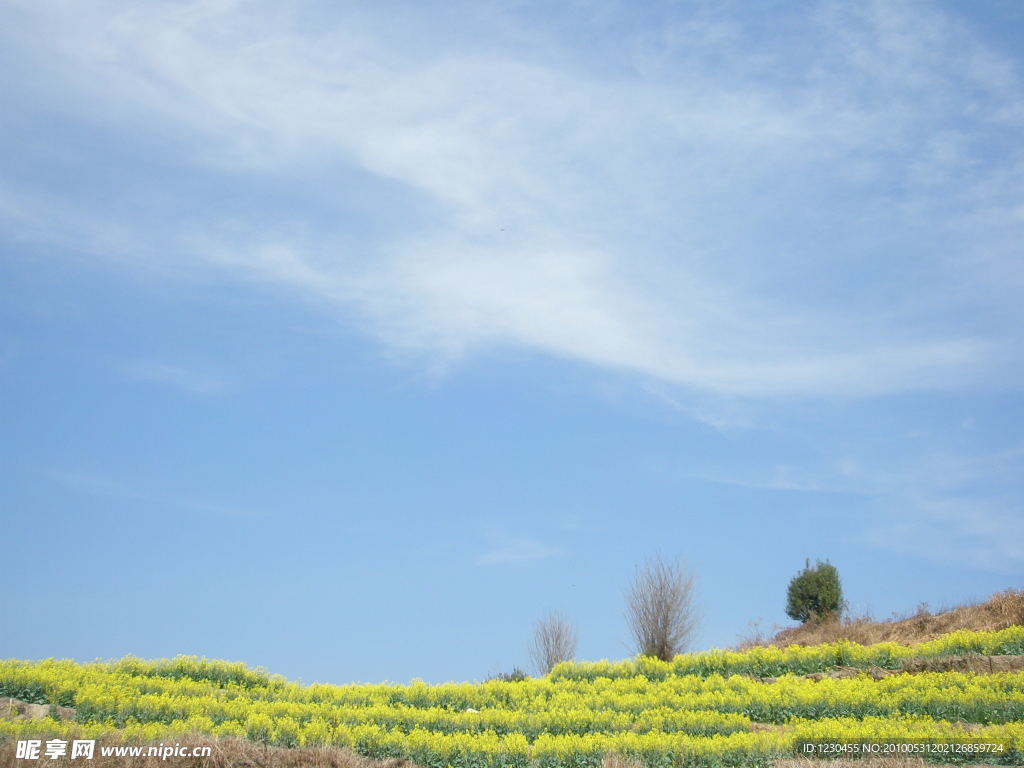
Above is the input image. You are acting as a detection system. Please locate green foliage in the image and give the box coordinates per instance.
[786,558,843,623]
[489,667,530,682]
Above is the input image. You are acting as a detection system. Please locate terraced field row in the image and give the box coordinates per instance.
[2,627,1023,766]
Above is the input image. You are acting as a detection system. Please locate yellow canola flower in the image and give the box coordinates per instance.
[4,631,1024,767]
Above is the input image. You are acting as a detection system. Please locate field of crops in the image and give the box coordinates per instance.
[3,626,1024,767]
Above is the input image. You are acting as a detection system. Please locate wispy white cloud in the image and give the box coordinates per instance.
[683,444,1024,570]
[46,468,259,518]
[122,360,228,395]
[642,384,759,432]
[866,497,1024,574]
[1,0,1022,398]
[474,533,559,566]
[47,469,138,501]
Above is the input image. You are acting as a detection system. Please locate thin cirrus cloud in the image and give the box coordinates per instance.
[44,468,259,519]
[474,533,560,567]
[122,360,228,396]
[682,445,1024,569]
[1,0,1022,398]
[883,499,1024,573]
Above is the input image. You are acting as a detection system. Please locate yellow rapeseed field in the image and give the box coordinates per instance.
[2,626,1023,766]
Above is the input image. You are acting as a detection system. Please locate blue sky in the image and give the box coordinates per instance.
[2,0,1023,685]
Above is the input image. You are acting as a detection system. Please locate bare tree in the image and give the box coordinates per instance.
[530,612,578,675]
[626,556,699,661]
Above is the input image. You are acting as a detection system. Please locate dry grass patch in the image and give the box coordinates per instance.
[0,736,418,768]
[599,754,646,768]
[0,697,75,722]
[900,653,1024,674]
[774,760,1004,768]
[769,590,1024,648]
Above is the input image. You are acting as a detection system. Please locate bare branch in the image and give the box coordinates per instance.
[626,556,699,661]
[530,612,578,675]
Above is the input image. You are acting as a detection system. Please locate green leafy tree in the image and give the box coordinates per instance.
[786,558,843,623]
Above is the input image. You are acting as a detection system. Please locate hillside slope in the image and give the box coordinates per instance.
[767,589,1024,648]
[2,590,1023,767]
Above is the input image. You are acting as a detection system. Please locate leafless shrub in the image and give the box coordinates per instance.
[530,612,577,675]
[734,619,770,651]
[626,556,699,661]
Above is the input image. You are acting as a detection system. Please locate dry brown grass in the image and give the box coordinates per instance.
[0,697,75,723]
[900,653,1024,674]
[568,756,994,768]
[768,589,1024,648]
[0,736,417,768]
[774,759,1004,768]
[0,737,1011,768]
[598,754,646,768]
